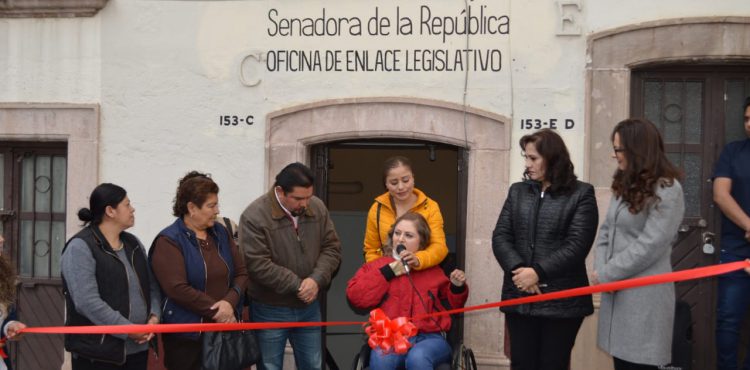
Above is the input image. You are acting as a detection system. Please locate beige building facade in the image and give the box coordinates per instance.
[2,1,750,369]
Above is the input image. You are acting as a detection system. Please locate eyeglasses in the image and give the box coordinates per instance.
[613,147,626,154]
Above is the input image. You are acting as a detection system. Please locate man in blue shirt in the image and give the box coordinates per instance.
[714,96,750,370]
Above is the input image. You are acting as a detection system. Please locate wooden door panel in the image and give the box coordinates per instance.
[671,229,702,268]
[633,65,750,370]
[16,284,64,370]
[634,70,713,370]
[2,143,67,370]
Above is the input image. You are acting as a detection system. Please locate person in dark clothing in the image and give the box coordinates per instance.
[61,183,161,370]
[491,129,598,370]
[150,171,248,370]
[239,163,341,370]
[0,235,26,370]
[714,97,750,370]
[0,306,22,370]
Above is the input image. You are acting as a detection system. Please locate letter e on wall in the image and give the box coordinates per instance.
[556,1,582,36]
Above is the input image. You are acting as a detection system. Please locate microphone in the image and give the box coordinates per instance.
[395,244,410,274]
[395,244,443,332]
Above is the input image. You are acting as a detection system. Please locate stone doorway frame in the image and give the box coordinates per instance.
[0,103,99,370]
[586,16,750,188]
[266,97,511,367]
[0,103,99,238]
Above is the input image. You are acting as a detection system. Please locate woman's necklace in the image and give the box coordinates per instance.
[111,240,124,251]
[197,238,210,250]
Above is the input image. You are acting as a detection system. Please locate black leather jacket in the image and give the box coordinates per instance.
[492,180,598,318]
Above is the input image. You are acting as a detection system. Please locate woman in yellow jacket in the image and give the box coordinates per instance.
[363,156,448,270]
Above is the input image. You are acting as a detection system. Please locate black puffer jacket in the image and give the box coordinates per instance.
[492,180,598,318]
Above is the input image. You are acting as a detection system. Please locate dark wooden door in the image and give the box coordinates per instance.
[0,142,66,370]
[632,66,750,370]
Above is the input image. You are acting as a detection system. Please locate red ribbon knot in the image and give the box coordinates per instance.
[365,308,417,355]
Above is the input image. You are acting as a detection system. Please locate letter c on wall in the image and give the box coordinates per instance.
[240,52,263,87]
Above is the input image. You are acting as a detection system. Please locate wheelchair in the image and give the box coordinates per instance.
[350,254,476,370]
[351,339,477,370]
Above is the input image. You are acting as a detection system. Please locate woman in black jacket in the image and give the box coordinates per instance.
[61,183,161,370]
[492,129,598,370]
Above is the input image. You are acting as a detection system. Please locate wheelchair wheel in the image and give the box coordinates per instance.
[463,347,477,370]
[451,342,477,370]
[351,352,365,370]
[352,344,371,370]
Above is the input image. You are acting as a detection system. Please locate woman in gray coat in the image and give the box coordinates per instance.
[593,118,685,370]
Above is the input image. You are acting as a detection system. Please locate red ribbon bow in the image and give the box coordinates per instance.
[365,308,417,355]
[0,338,7,359]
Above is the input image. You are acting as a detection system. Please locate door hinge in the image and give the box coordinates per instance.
[0,209,16,221]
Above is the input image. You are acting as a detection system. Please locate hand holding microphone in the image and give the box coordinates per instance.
[388,244,419,277]
[396,244,411,274]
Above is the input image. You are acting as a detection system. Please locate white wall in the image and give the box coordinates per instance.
[2,0,750,242]
[0,17,100,103]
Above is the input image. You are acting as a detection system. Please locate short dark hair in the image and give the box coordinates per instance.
[382,156,413,187]
[173,171,219,217]
[274,162,315,193]
[744,96,750,112]
[519,129,577,194]
[78,183,127,226]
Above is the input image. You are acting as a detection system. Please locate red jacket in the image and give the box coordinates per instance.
[346,257,469,334]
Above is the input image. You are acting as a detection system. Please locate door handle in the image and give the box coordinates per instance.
[701,231,716,255]
[702,231,715,243]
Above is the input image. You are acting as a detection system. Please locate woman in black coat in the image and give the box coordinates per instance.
[492,129,598,370]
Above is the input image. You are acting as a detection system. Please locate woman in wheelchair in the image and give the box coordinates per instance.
[347,212,468,370]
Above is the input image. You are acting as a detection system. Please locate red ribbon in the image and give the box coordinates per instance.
[20,320,362,335]
[364,308,417,355]
[0,338,7,359]
[17,260,750,336]
[413,260,750,320]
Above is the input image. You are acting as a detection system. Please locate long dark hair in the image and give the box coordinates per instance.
[0,254,17,307]
[611,118,682,213]
[78,183,127,226]
[519,129,577,194]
